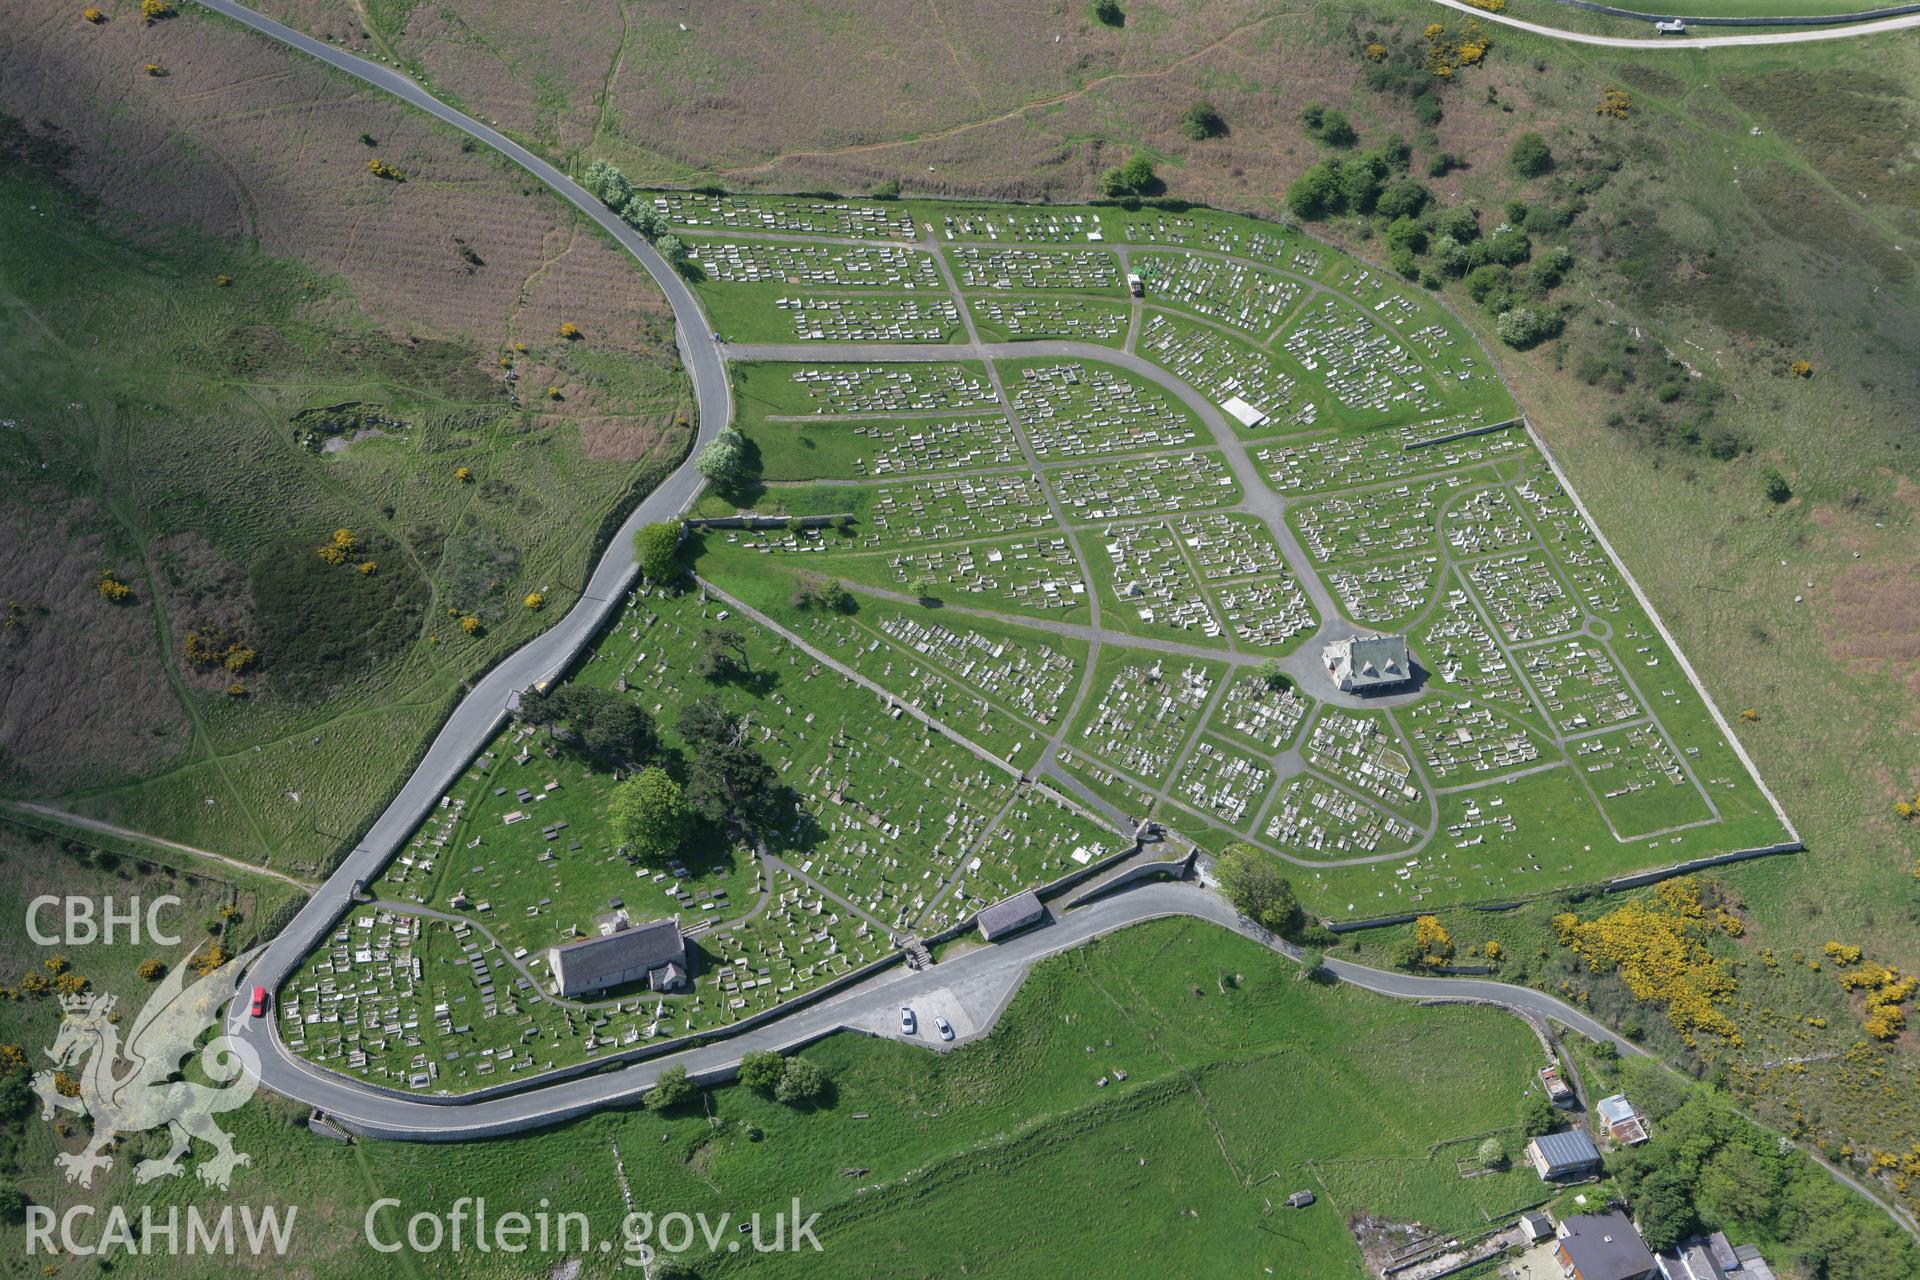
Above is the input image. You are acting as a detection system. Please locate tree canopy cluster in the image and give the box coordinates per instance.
[1610,1074,1919,1278]
[522,685,660,769]
[695,427,752,493]
[678,696,785,841]
[737,1050,831,1106]
[1179,100,1226,141]
[1099,151,1159,198]
[633,521,684,586]
[1214,843,1303,938]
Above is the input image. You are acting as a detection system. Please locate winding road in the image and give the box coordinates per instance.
[167,0,1917,1243]
[1427,0,1920,45]
[181,0,1651,1141]
[228,879,1638,1141]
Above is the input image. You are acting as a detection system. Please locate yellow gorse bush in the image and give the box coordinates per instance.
[1553,877,1739,1040]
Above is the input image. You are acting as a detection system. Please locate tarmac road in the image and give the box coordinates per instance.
[1426,0,1920,44]
[229,879,1636,1141]
[177,4,1630,1147]
[174,0,1912,1242]
[189,0,734,1103]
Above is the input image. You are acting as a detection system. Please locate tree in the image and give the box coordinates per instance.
[1483,227,1532,267]
[693,623,751,681]
[0,1075,32,1124]
[791,573,853,613]
[695,428,749,491]
[609,768,692,863]
[1761,467,1792,504]
[1629,1162,1701,1253]
[1532,245,1573,288]
[1300,104,1356,148]
[634,521,683,585]
[623,198,667,240]
[1214,843,1302,937]
[1496,306,1559,351]
[871,178,901,199]
[1091,0,1123,25]
[1413,915,1453,965]
[1520,1091,1559,1137]
[656,234,688,267]
[1384,216,1427,255]
[678,696,742,752]
[737,1050,786,1094]
[538,686,659,766]
[1476,1137,1505,1169]
[1179,100,1225,141]
[0,1187,25,1226]
[1697,1143,1780,1227]
[643,1065,695,1111]
[908,575,937,602]
[1100,151,1158,197]
[1336,154,1385,215]
[1255,658,1289,690]
[1376,179,1431,221]
[582,159,632,208]
[1507,132,1553,178]
[1286,160,1342,220]
[774,1056,828,1105]
[1296,947,1325,982]
[1464,264,1511,307]
[686,738,781,837]
[1434,205,1479,243]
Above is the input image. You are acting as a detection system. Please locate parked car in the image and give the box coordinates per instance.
[900,1006,916,1035]
[249,986,269,1018]
[935,1016,954,1041]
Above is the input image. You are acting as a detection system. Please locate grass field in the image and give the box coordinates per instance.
[13,0,1920,1238]
[0,162,689,879]
[0,1,697,879]
[1,915,1554,1278]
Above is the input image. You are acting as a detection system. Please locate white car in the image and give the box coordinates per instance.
[900,1006,916,1035]
[935,1016,954,1042]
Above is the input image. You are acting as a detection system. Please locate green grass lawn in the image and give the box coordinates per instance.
[1,916,1552,1278]
[968,294,1131,345]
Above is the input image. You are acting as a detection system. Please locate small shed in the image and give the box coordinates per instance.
[1285,1190,1315,1209]
[1526,1129,1602,1181]
[976,890,1046,942]
[1596,1093,1649,1146]
[1520,1210,1554,1243]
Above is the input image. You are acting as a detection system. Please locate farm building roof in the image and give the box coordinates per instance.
[1529,1129,1602,1176]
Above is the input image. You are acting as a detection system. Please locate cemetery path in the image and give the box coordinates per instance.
[694,576,1133,838]
[241,877,1641,1140]
[365,899,620,1013]
[723,337,1424,704]
[922,230,1119,802]
[156,0,1878,1237]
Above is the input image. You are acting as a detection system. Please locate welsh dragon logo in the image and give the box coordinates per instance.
[32,946,263,1190]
